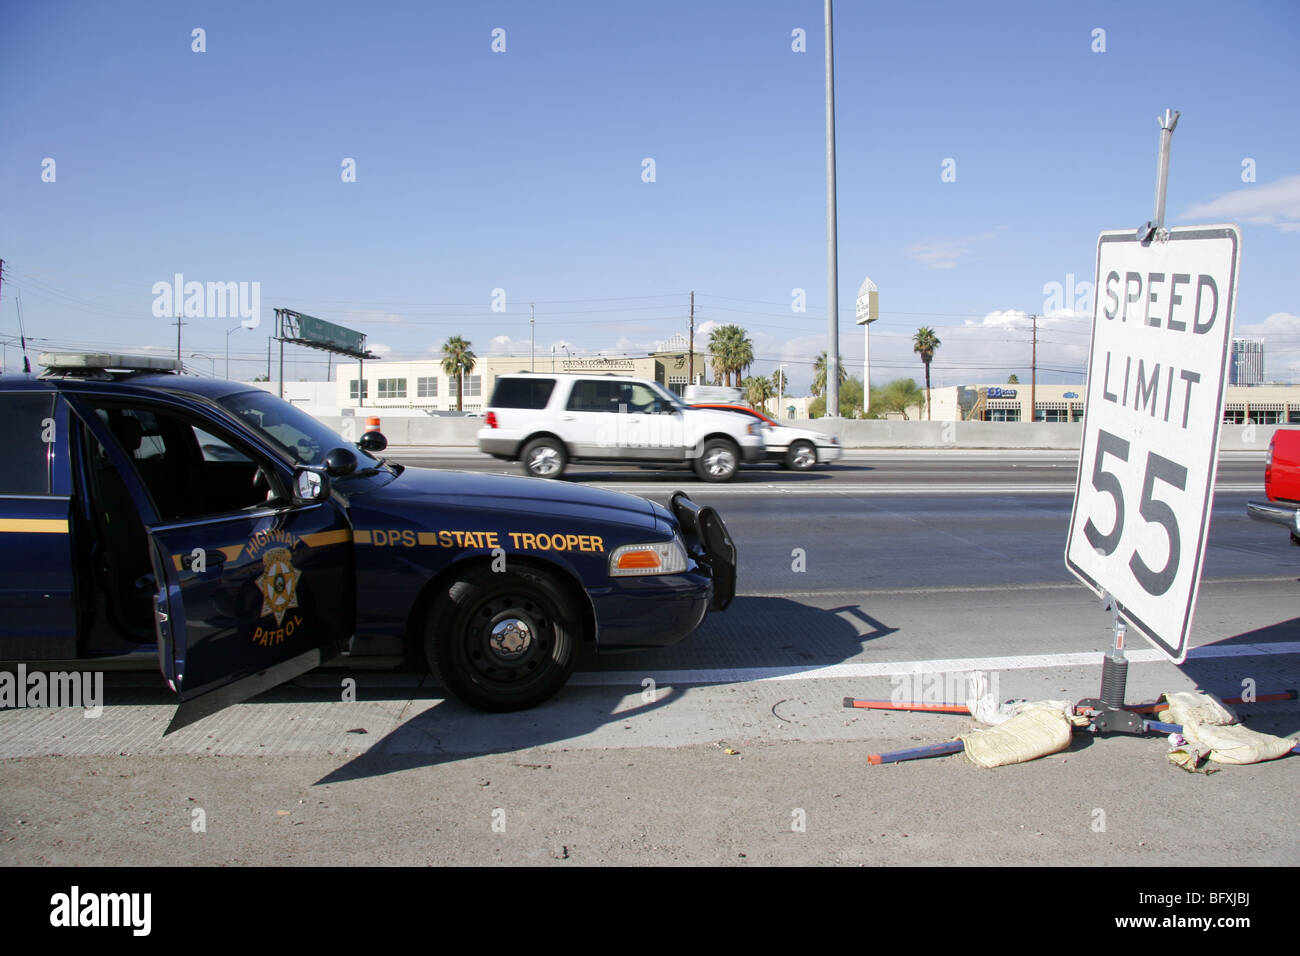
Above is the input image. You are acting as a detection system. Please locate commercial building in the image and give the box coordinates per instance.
[918,383,1300,424]
[328,340,712,415]
[1230,338,1265,386]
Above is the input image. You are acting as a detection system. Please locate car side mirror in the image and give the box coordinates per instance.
[358,430,387,453]
[293,467,331,504]
[323,446,358,477]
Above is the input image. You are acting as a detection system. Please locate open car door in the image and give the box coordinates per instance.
[68,394,354,734]
[147,503,352,734]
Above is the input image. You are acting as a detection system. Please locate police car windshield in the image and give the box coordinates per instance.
[219,390,380,469]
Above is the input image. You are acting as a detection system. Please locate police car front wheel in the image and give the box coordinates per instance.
[425,566,579,711]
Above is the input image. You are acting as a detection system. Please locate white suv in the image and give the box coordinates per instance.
[477,373,766,482]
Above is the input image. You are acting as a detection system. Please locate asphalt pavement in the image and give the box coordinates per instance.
[1,449,1296,867]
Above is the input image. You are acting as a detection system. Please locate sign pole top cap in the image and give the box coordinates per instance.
[856,277,879,325]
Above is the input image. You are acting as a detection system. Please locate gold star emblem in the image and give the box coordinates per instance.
[256,546,300,625]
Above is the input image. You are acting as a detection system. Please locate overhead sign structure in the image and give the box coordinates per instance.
[1066,225,1241,663]
[294,313,367,356]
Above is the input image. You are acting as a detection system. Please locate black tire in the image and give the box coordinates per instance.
[783,441,817,471]
[425,566,579,711]
[692,437,740,482]
[520,436,567,478]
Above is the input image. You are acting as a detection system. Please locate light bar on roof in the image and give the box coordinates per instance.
[38,352,183,373]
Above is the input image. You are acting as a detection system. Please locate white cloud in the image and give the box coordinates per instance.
[1181,174,1300,232]
[1241,311,1300,335]
[965,309,1029,329]
[903,231,997,270]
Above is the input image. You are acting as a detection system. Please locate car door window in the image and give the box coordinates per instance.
[0,393,56,495]
[626,384,659,413]
[89,402,282,521]
[567,379,624,413]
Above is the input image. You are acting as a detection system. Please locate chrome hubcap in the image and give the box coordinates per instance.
[529,447,561,475]
[489,617,534,661]
[793,446,815,468]
[704,448,735,476]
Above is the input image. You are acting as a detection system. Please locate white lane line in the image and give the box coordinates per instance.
[741,574,1300,599]
[570,641,1300,686]
[588,483,1256,495]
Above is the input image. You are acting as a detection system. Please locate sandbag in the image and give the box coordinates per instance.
[1158,691,1237,727]
[961,705,1073,768]
[1183,719,1296,765]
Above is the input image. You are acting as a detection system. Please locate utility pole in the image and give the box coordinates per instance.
[530,302,535,372]
[688,291,695,384]
[277,309,284,399]
[0,259,7,374]
[174,311,183,365]
[824,0,841,418]
[1030,313,1038,423]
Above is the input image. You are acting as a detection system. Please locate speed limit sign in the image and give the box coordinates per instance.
[1066,225,1241,662]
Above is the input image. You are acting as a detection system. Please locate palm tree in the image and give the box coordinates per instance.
[707,326,734,386]
[743,375,775,412]
[811,351,847,398]
[732,330,754,385]
[440,335,476,411]
[707,324,753,387]
[912,327,941,420]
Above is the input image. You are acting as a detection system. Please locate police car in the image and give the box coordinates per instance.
[0,354,736,731]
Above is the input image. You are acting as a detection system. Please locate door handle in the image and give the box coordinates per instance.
[182,549,228,573]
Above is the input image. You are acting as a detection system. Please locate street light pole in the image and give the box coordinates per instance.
[824,0,841,419]
[225,324,245,380]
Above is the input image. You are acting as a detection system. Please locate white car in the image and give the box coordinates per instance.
[689,404,842,470]
[478,374,767,482]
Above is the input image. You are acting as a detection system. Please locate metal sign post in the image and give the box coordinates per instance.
[1066,109,1241,730]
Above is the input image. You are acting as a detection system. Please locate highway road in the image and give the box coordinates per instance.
[386,447,1265,496]
[1,448,1295,867]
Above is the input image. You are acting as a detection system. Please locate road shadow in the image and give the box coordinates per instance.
[555,466,853,484]
[1176,616,1300,738]
[313,595,891,784]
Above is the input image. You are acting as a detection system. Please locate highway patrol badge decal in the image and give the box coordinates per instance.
[246,529,306,645]
[256,546,300,625]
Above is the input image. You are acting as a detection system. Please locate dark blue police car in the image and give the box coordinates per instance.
[0,354,736,731]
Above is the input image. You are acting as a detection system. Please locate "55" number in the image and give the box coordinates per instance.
[1083,429,1188,596]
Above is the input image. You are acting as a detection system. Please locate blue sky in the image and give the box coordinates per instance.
[2,0,1297,391]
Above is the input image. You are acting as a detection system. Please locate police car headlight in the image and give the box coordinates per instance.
[609,536,688,576]
[747,423,761,436]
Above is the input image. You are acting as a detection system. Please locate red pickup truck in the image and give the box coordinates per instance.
[1247,428,1300,545]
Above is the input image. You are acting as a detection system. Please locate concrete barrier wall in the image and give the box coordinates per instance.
[317,416,1285,451]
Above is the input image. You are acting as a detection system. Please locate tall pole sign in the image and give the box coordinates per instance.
[856,277,879,415]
